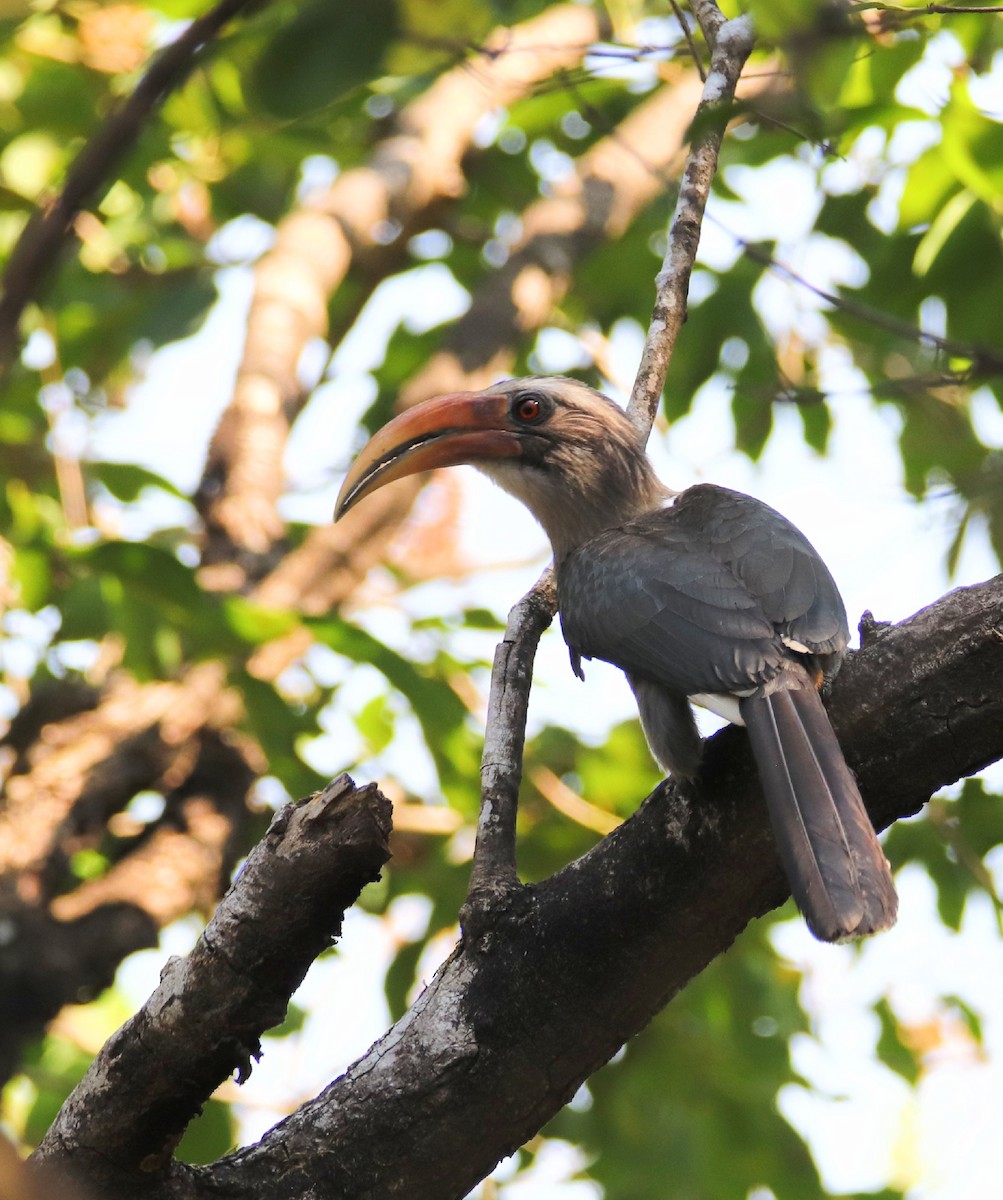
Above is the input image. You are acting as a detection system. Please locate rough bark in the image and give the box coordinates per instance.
[33,776,392,1189]
[466,571,556,901]
[29,575,1003,1200]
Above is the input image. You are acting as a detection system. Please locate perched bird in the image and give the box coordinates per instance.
[336,376,897,941]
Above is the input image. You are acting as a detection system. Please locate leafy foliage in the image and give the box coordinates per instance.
[0,0,1001,1196]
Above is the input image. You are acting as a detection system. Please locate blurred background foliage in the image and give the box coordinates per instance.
[0,0,1002,1196]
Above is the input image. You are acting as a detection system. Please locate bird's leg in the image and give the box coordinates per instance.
[462,570,556,930]
[626,675,703,780]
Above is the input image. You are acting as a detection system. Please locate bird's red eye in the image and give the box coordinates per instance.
[511,392,548,424]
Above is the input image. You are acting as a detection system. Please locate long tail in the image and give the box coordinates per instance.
[739,686,897,942]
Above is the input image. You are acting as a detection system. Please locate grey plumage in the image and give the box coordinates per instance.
[558,484,848,695]
[557,481,895,941]
[336,375,898,940]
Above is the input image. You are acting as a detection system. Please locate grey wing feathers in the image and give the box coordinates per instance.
[557,484,849,693]
[678,485,847,652]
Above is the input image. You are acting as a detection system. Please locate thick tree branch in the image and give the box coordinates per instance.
[34,576,1003,1199]
[32,775,392,1189]
[196,4,606,587]
[0,0,263,372]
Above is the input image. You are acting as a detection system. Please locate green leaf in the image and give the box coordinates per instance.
[874,997,919,1084]
[798,398,831,453]
[384,937,425,1021]
[912,188,975,278]
[222,596,299,646]
[900,146,961,232]
[898,392,987,499]
[884,783,1003,930]
[355,692,396,756]
[944,994,984,1047]
[11,545,52,610]
[461,608,504,631]
[15,57,105,138]
[69,848,109,882]
[922,198,1003,348]
[175,1098,235,1164]
[248,0,399,119]
[89,462,187,503]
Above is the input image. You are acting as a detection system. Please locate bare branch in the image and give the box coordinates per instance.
[0,0,263,373]
[464,570,556,909]
[32,776,392,1188]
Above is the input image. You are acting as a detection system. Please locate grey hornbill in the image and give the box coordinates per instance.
[335,376,897,942]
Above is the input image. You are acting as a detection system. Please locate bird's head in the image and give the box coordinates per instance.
[335,377,667,559]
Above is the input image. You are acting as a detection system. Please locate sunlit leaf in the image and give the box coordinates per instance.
[874,997,920,1084]
[248,0,398,119]
[89,462,187,503]
[175,1099,235,1164]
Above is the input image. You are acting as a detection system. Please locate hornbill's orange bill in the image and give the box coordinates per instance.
[335,376,898,942]
[336,392,525,518]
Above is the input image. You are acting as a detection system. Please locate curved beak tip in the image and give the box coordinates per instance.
[330,391,523,523]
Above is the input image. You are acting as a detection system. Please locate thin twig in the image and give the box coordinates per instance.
[670,0,707,80]
[732,231,1003,376]
[628,9,755,435]
[465,570,556,912]
[0,0,262,372]
[858,2,1003,14]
